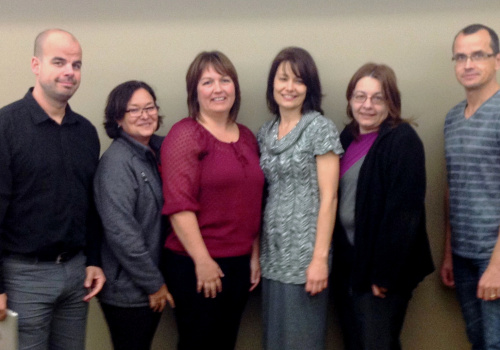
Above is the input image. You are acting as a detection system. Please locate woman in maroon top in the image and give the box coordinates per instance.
[161,51,264,350]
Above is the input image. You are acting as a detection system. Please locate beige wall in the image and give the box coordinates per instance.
[2,1,500,348]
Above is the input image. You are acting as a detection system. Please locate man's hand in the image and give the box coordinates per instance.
[83,266,106,302]
[0,293,7,321]
[440,249,455,288]
[478,263,500,301]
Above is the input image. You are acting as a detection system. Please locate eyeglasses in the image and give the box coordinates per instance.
[126,106,158,118]
[452,51,496,64]
[351,93,386,106]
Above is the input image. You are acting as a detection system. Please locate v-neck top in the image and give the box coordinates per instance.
[444,90,500,259]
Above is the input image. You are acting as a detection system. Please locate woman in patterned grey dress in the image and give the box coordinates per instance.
[257,47,343,350]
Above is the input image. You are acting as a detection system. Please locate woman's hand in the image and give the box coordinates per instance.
[169,212,224,298]
[195,257,224,298]
[249,252,261,292]
[149,284,175,312]
[305,258,328,296]
[249,237,261,291]
[371,284,388,298]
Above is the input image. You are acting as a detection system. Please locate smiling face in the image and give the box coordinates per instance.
[31,31,82,104]
[196,65,236,119]
[350,76,389,134]
[273,61,307,114]
[453,29,500,92]
[118,88,158,145]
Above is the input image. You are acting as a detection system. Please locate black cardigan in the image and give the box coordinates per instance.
[333,121,434,292]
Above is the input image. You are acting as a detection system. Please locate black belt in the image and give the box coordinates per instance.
[4,249,82,264]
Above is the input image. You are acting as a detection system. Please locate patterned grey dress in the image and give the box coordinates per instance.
[257,111,343,284]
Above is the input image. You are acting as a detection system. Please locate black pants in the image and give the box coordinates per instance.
[334,288,410,350]
[164,250,251,350]
[332,234,411,350]
[100,302,162,350]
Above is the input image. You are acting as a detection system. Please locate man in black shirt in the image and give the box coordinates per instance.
[0,29,105,350]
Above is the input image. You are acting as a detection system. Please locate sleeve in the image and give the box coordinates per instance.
[94,150,164,295]
[311,116,344,157]
[0,117,12,294]
[161,120,204,216]
[371,124,427,290]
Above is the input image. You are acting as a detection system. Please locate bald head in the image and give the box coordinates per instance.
[34,29,79,58]
[31,29,82,110]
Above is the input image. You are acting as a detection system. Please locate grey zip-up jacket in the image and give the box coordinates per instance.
[94,131,165,307]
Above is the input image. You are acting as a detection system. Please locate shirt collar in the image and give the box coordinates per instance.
[24,87,78,126]
[118,128,163,160]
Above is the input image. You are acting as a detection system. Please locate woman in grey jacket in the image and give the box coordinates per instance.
[94,81,174,350]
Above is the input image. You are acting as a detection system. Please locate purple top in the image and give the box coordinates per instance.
[340,132,378,178]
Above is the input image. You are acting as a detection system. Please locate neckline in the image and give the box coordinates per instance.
[265,111,320,154]
[195,119,241,144]
[463,89,500,120]
[276,114,302,140]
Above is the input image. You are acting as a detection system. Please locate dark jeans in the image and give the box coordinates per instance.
[453,254,500,350]
[100,303,162,350]
[164,250,251,350]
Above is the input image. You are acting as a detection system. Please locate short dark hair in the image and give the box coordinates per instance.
[185,51,241,122]
[104,80,163,139]
[266,47,323,116]
[345,63,404,138]
[453,24,499,54]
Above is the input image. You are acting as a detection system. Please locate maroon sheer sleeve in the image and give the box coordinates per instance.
[161,119,204,216]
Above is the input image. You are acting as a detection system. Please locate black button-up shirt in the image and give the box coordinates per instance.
[0,89,102,293]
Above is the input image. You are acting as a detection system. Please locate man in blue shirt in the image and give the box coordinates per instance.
[442,23,500,350]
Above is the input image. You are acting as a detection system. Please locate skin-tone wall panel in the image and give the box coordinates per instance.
[1,1,500,349]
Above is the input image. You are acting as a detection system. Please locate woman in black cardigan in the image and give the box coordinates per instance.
[332,63,434,350]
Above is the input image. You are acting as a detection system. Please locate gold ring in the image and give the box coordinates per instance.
[491,294,497,299]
